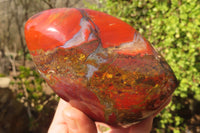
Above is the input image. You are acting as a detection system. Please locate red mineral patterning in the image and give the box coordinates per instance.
[24,8,178,127]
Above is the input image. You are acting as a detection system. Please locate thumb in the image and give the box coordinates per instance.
[63,106,97,133]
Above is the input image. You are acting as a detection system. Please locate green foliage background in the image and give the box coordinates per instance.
[88,0,200,132]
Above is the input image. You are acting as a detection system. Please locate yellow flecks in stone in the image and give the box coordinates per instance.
[154,84,159,88]
[102,72,112,79]
[79,54,86,61]
[106,73,113,79]
[77,72,85,76]
[46,74,51,80]
[122,75,127,80]
[131,80,135,85]
[102,73,106,80]
[113,91,118,94]
[64,57,68,60]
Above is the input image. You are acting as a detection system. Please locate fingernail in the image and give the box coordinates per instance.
[63,109,78,130]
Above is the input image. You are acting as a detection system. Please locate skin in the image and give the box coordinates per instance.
[48,97,171,133]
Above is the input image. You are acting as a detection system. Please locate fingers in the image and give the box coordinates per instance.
[102,116,153,133]
[48,99,97,133]
[49,96,172,133]
[48,99,69,133]
[63,105,97,133]
[128,116,154,133]
[96,116,153,133]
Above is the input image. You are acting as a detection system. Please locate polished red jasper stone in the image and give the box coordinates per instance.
[24,8,178,126]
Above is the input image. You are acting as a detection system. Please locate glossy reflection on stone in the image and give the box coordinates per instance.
[24,8,178,127]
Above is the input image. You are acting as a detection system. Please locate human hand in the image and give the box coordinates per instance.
[48,97,171,133]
